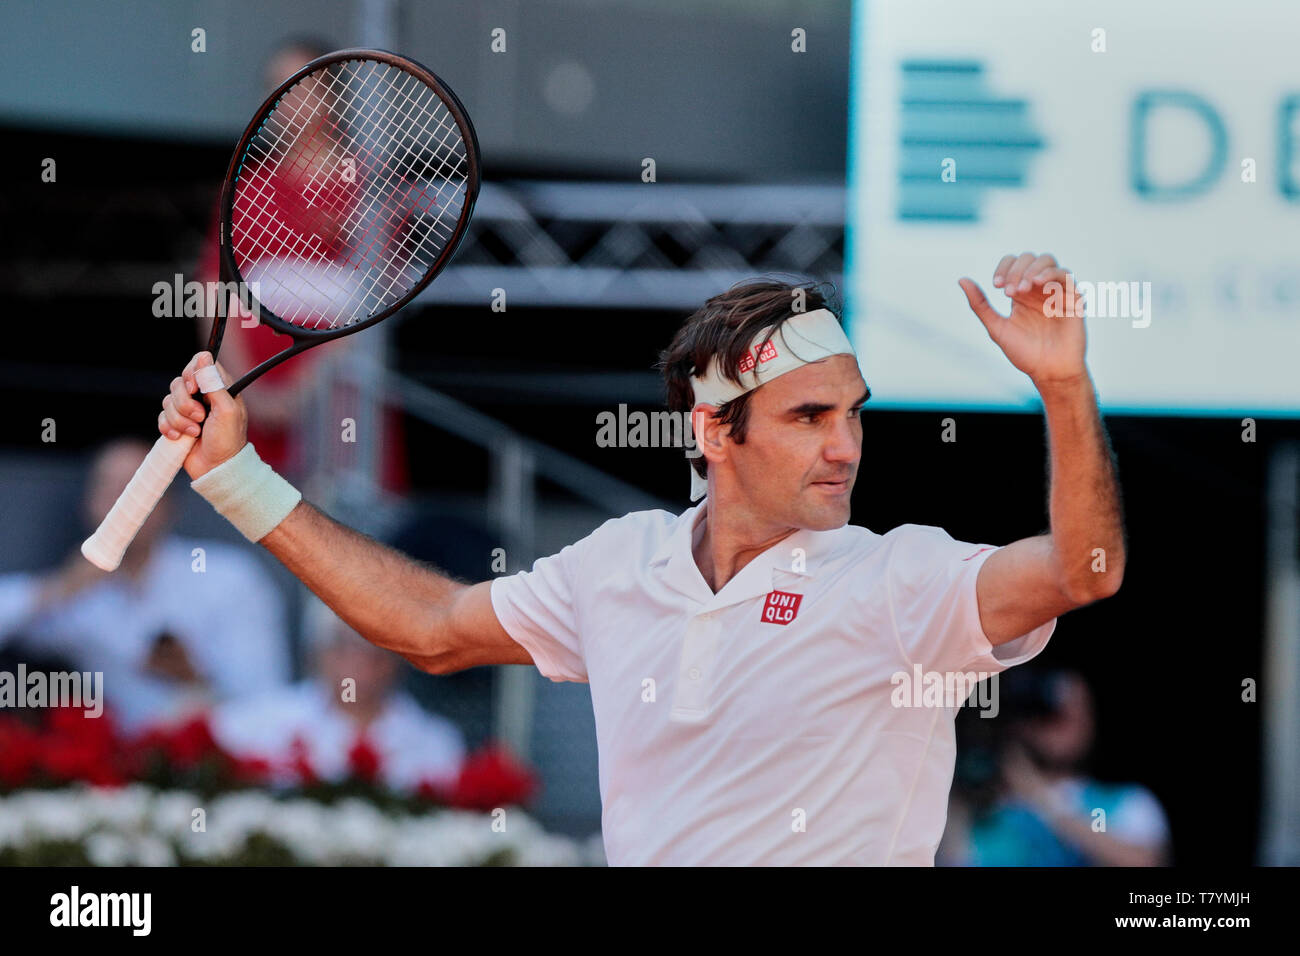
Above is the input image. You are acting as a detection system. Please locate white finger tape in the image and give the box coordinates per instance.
[195,365,225,393]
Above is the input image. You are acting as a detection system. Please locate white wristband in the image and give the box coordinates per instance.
[190,442,302,542]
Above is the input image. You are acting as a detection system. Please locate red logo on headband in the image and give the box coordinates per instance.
[757,340,779,364]
[738,351,757,374]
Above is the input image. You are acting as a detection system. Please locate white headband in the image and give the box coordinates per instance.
[687,307,856,501]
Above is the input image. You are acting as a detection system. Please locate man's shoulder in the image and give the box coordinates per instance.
[874,523,985,554]
[574,507,682,550]
[868,524,997,580]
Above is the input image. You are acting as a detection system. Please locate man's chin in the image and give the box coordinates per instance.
[798,497,853,531]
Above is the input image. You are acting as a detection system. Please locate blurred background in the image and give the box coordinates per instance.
[0,0,1296,866]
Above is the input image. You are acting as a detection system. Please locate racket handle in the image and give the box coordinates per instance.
[81,433,196,571]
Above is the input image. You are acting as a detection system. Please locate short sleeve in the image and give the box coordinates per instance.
[885,524,1056,676]
[490,540,590,683]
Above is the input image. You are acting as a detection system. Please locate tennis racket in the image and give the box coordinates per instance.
[81,48,480,571]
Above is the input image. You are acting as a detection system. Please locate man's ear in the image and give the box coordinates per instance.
[691,404,727,467]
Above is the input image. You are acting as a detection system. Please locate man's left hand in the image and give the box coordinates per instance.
[958,251,1088,389]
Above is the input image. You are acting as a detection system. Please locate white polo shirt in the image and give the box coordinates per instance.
[490,501,1055,865]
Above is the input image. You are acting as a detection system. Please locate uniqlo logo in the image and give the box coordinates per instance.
[761,590,803,625]
[756,339,778,363]
[738,350,757,374]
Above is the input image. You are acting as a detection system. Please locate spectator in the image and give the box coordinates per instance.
[939,668,1171,866]
[0,437,292,731]
[209,599,465,794]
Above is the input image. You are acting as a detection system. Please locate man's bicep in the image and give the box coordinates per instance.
[438,580,536,671]
[975,535,1076,645]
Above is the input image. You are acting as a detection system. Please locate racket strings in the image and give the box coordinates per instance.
[231,57,470,330]
[243,61,465,316]
[237,62,464,325]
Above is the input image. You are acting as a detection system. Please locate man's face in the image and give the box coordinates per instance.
[722,354,867,531]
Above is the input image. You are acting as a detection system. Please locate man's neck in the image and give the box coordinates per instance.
[691,500,799,593]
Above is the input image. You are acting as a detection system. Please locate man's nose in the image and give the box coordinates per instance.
[825,416,861,463]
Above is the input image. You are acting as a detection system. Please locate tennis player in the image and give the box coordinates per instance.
[159,251,1124,865]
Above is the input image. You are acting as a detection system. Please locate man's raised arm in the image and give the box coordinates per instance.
[958,252,1127,644]
[159,350,532,674]
[260,502,532,673]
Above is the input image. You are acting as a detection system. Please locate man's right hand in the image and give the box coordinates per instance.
[159,351,249,480]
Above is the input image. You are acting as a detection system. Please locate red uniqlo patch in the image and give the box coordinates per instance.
[761,590,803,625]
[738,350,757,374]
[756,339,778,364]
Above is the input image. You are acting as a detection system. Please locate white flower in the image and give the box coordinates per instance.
[85,831,131,866]
[18,791,88,841]
[329,799,392,862]
[131,834,177,867]
[83,783,152,832]
[148,790,204,841]
[0,786,589,865]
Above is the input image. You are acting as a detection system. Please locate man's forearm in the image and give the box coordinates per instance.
[259,500,464,655]
[1038,373,1126,601]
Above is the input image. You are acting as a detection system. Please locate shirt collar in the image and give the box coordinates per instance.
[650,500,828,611]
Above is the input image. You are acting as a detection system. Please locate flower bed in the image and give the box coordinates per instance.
[0,785,603,866]
[0,708,603,866]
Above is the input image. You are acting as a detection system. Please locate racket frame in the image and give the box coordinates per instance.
[211,47,482,397]
[81,49,480,571]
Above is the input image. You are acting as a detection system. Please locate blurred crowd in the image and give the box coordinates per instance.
[0,438,468,796]
[938,667,1171,866]
[0,37,496,810]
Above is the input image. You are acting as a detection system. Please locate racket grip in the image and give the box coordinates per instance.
[81,433,196,571]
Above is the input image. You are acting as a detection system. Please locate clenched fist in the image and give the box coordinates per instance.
[158,351,249,479]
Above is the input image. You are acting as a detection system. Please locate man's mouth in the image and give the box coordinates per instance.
[812,477,851,493]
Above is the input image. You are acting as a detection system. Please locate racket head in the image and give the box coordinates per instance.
[215,48,480,370]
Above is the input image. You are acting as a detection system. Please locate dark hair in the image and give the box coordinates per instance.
[657,277,842,479]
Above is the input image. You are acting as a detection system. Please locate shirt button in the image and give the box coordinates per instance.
[688,667,702,680]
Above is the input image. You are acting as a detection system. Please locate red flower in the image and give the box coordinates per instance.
[288,735,318,786]
[415,777,452,803]
[346,734,381,784]
[447,743,538,811]
[0,716,41,787]
[40,736,103,784]
[37,707,121,786]
[228,754,273,785]
[164,715,219,768]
